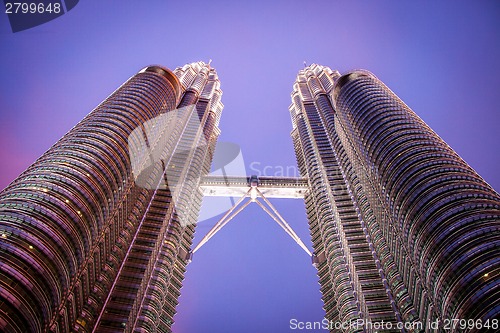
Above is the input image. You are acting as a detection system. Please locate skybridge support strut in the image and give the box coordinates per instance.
[191,188,252,255]
[254,187,312,256]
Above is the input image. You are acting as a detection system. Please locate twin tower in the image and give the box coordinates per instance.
[0,62,498,332]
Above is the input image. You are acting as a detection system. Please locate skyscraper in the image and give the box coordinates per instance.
[0,61,223,332]
[290,64,500,332]
[1,60,498,333]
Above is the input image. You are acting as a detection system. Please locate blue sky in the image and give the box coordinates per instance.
[1,1,499,332]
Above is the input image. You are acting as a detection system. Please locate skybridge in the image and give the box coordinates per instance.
[200,175,309,199]
[189,175,315,262]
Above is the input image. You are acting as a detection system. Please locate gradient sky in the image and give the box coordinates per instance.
[1,1,499,332]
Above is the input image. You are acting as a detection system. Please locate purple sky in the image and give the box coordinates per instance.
[1,2,499,332]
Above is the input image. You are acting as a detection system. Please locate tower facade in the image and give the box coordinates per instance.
[290,65,500,332]
[0,61,222,332]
